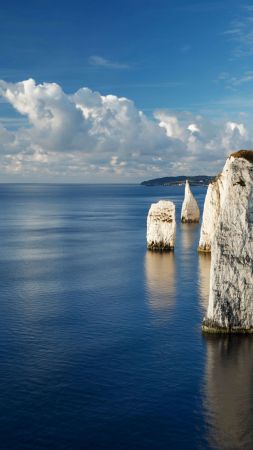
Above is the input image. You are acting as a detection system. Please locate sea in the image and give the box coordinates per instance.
[0,184,252,450]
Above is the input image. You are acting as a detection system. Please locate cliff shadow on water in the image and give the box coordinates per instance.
[202,334,253,450]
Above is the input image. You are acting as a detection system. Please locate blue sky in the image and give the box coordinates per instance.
[1,0,253,181]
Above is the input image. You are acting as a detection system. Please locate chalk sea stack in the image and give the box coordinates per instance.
[203,150,253,333]
[147,200,176,251]
[181,180,200,223]
[198,175,223,252]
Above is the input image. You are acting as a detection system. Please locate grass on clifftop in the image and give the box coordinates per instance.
[231,150,253,163]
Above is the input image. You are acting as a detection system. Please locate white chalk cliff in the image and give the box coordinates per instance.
[181,180,200,223]
[198,176,224,252]
[147,200,176,251]
[203,150,253,332]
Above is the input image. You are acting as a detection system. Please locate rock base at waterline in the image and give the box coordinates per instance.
[147,242,174,251]
[198,243,212,253]
[181,217,199,224]
[202,319,253,334]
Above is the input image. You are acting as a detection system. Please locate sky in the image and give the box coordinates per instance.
[1,0,253,182]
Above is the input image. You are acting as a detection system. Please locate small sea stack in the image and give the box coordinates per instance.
[198,175,223,252]
[147,200,176,251]
[181,180,200,223]
[203,150,253,333]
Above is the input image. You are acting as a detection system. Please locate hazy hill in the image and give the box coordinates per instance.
[141,175,213,186]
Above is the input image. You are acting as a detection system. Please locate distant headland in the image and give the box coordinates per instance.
[140,175,214,186]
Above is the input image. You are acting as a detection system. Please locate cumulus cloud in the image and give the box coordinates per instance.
[0,78,252,181]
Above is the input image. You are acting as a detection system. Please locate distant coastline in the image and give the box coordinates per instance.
[140,175,214,186]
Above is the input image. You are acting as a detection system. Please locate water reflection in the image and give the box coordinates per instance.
[145,251,176,319]
[198,252,211,313]
[203,335,253,450]
[180,223,199,253]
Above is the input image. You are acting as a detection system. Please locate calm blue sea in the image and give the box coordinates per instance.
[0,184,252,450]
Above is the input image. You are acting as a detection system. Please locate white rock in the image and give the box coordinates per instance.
[198,176,224,252]
[181,180,200,223]
[203,151,253,332]
[147,200,176,251]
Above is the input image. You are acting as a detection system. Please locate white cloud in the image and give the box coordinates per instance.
[188,123,200,134]
[154,110,252,171]
[217,71,253,88]
[225,121,247,136]
[155,112,184,139]
[88,55,130,70]
[224,6,253,57]
[221,121,249,151]
[0,78,252,181]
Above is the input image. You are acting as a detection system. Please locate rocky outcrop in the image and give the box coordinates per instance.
[203,150,253,333]
[181,180,200,223]
[198,175,223,252]
[147,200,176,251]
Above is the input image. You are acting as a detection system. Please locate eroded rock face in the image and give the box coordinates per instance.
[203,151,253,333]
[147,200,176,251]
[181,180,200,223]
[198,176,223,252]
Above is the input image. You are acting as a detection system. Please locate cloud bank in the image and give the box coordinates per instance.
[0,78,252,181]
